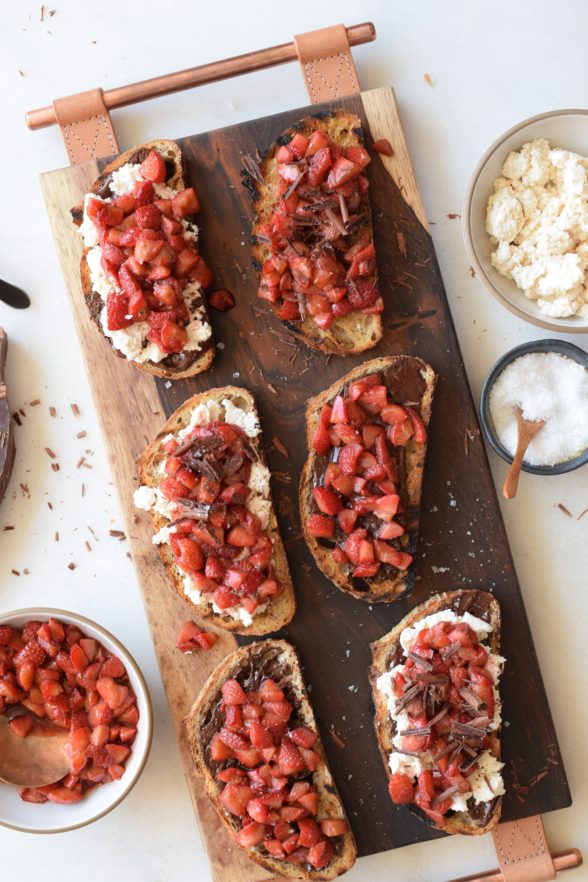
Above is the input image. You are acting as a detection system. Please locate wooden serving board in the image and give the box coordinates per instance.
[41,87,570,881]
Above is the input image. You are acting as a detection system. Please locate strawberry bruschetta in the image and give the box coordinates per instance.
[71,140,214,380]
[187,639,356,878]
[249,111,383,354]
[300,356,436,601]
[134,387,295,635]
[370,589,504,834]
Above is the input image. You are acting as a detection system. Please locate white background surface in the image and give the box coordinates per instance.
[1,1,587,880]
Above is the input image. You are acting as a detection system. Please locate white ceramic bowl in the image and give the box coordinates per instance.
[0,608,152,833]
[463,109,588,333]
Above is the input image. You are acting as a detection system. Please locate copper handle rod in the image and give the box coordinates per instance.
[25,22,376,130]
[446,848,583,882]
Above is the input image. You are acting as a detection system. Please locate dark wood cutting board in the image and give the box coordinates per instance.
[41,87,570,882]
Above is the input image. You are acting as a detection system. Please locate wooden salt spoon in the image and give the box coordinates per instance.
[0,707,70,788]
[502,405,545,499]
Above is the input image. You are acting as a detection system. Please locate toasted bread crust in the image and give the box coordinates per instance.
[369,589,503,835]
[186,639,357,879]
[250,112,382,355]
[71,139,214,380]
[300,356,436,602]
[137,387,296,635]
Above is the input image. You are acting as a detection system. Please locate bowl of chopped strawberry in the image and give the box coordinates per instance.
[0,609,152,833]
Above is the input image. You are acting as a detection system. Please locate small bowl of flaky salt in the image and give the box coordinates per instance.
[480,339,588,475]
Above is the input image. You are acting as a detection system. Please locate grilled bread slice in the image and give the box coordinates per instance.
[71,139,214,380]
[300,356,436,602]
[186,639,357,879]
[136,387,295,635]
[249,111,383,354]
[369,589,503,835]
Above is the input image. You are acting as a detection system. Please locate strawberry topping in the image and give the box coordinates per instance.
[211,675,348,869]
[306,372,428,581]
[84,149,213,356]
[256,129,381,331]
[387,618,500,826]
[157,422,283,619]
[0,618,137,806]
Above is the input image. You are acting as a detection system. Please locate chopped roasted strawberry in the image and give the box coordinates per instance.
[388,419,414,446]
[139,149,166,183]
[306,513,335,538]
[208,288,235,312]
[388,773,415,804]
[312,486,343,515]
[278,737,305,776]
[172,187,200,217]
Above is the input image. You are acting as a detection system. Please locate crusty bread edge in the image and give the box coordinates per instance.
[72,139,215,380]
[185,639,357,879]
[300,356,437,602]
[369,589,503,836]
[249,112,382,355]
[137,386,296,636]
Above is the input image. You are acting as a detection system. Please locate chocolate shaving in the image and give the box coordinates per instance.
[441,642,460,659]
[483,773,494,794]
[182,453,222,481]
[556,502,572,517]
[222,452,243,479]
[329,729,346,749]
[428,704,449,727]
[416,673,449,684]
[175,432,222,458]
[406,651,433,671]
[272,436,290,458]
[324,207,347,237]
[433,742,455,763]
[283,171,306,201]
[459,687,482,709]
[460,752,480,772]
[432,784,459,805]
[242,153,264,184]
[399,725,431,737]
[395,682,425,711]
[393,748,421,758]
[338,190,349,225]
[451,720,486,740]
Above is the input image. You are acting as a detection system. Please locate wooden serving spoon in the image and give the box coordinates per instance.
[502,405,545,500]
[0,709,70,788]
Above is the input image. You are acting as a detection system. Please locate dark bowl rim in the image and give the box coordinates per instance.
[479,339,588,475]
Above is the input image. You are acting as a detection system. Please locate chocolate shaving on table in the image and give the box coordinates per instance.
[406,651,433,671]
[241,153,264,184]
[432,784,459,805]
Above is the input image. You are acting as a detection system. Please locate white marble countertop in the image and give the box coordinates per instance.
[0,1,587,879]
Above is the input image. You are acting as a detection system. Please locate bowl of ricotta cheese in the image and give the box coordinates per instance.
[480,339,588,475]
[464,110,588,332]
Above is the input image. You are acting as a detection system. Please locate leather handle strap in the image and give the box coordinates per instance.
[492,816,556,882]
[52,88,119,165]
[294,24,360,103]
